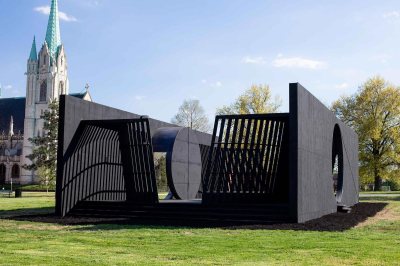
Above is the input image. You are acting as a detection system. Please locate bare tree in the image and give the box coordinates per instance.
[171,99,210,132]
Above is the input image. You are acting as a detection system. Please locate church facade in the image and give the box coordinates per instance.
[0,0,91,185]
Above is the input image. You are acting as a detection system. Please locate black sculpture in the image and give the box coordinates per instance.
[56,83,359,223]
[152,127,202,200]
[202,113,289,205]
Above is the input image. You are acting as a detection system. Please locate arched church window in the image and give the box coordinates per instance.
[59,81,65,95]
[0,143,5,156]
[40,80,47,102]
[0,164,6,184]
[11,164,20,179]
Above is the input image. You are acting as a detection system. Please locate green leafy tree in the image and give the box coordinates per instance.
[332,77,400,190]
[154,154,168,192]
[24,100,59,187]
[216,84,281,151]
[172,99,210,132]
[217,84,281,115]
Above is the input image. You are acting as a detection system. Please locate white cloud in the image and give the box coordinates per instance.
[87,1,100,7]
[211,81,222,88]
[335,83,349,89]
[34,6,78,22]
[134,95,146,101]
[3,85,12,90]
[272,55,326,69]
[201,79,207,84]
[241,56,267,65]
[383,11,400,19]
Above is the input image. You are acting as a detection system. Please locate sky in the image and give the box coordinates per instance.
[0,0,400,123]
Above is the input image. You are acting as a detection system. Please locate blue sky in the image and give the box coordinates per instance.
[0,0,399,123]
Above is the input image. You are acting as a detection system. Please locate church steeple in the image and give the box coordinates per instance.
[45,0,61,61]
[29,36,38,61]
[9,116,14,137]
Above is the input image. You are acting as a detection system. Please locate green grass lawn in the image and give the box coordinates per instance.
[0,193,399,265]
[360,191,400,194]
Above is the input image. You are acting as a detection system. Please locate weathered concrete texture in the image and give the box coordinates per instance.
[289,83,359,223]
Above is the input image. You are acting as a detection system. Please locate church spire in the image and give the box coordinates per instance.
[29,36,38,61]
[9,116,14,137]
[45,0,61,60]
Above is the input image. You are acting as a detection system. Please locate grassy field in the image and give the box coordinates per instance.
[0,192,399,265]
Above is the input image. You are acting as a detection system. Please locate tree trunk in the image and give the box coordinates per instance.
[374,175,382,191]
[372,147,381,191]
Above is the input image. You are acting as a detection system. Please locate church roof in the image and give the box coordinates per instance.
[0,97,25,134]
[45,0,61,60]
[0,93,89,134]
[29,36,38,61]
[69,92,88,99]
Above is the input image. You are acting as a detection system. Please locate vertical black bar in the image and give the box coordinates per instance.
[271,122,285,193]
[119,123,136,201]
[221,118,232,193]
[248,118,259,193]
[268,121,282,193]
[203,116,220,195]
[263,120,276,193]
[254,119,265,192]
[289,83,299,221]
[229,118,239,192]
[56,95,66,216]
[213,118,225,193]
[242,118,252,193]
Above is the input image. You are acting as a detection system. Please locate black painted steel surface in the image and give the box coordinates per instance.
[56,83,359,223]
[202,113,290,205]
[57,118,158,216]
[152,127,202,200]
[288,83,359,222]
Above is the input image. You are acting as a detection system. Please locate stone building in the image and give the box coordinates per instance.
[0,0,91,185]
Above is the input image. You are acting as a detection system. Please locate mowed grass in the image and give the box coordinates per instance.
[0,193,399,265]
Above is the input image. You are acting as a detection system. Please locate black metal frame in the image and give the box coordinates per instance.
[56,118,158,216]
[202,113,290,205]
[55,83,359,223]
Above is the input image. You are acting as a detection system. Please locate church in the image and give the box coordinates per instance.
[0,0,91,185]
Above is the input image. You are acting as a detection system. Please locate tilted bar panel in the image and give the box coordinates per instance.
[57,118,158,216]
[202,114,290,205]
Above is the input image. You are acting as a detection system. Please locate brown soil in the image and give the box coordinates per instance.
[8,202,389,232]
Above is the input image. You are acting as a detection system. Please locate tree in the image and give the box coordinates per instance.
[154,153,168,192]
[24,100,59,188]
[172,99,210,132]
[332,77,400,190]
[216,84,281,115]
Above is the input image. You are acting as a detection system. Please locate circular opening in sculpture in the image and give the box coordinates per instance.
[332,124,344,203]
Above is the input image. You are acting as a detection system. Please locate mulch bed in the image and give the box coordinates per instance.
[7,202,388,231]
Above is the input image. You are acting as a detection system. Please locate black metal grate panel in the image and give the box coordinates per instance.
[57,118,158,216]
[202,114,289,204]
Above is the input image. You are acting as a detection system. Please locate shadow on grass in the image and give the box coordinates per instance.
[4,202,389,232]
[0,206,54,218]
